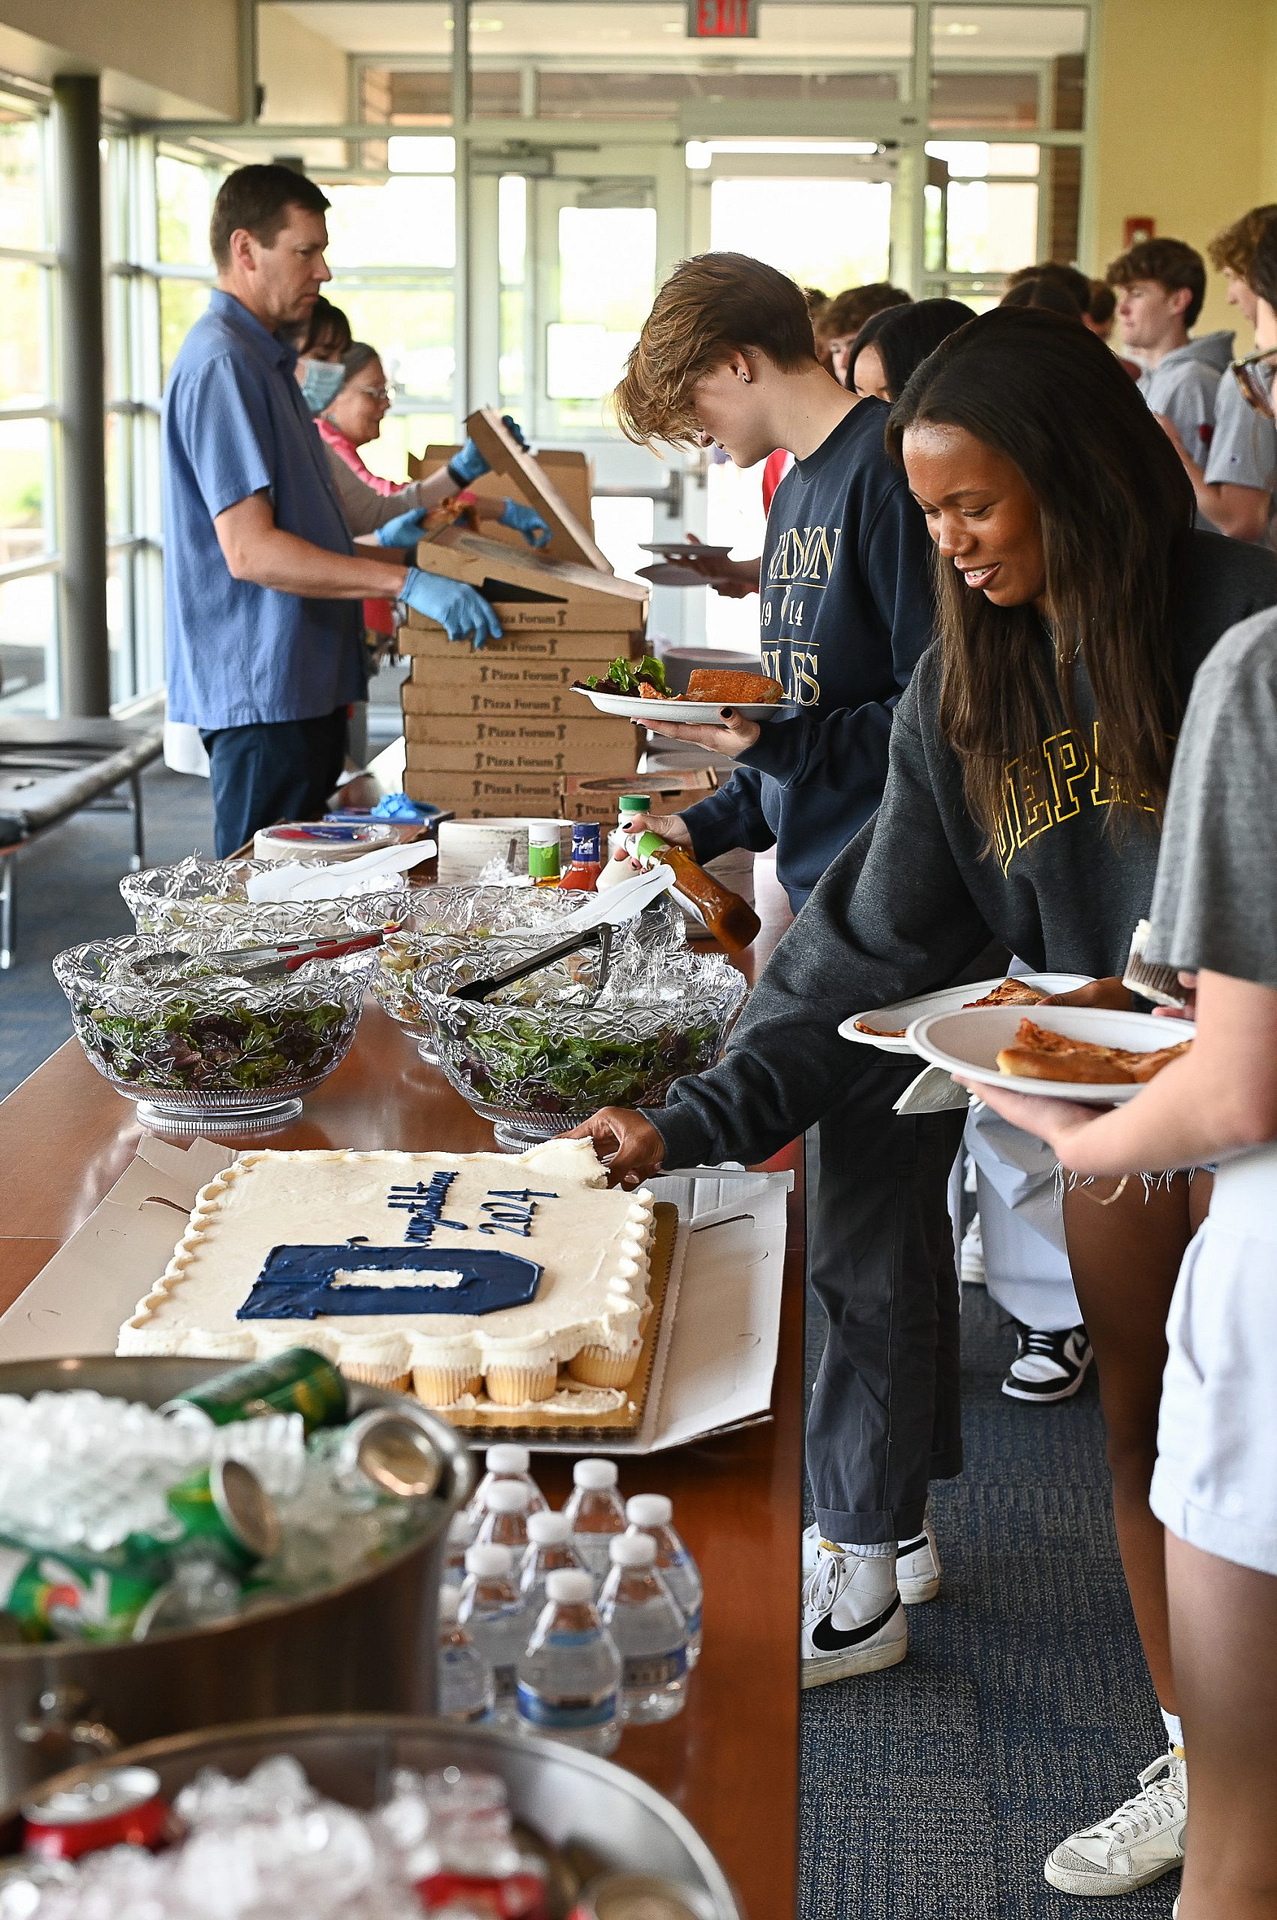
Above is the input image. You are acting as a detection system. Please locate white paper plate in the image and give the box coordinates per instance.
[908,1004,1196,1104]
[574,687,785,723]
[636,562,710,587]
[639,542,733,559]
[840,974,1092,1056]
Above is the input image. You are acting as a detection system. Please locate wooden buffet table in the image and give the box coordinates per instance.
[0,858,802,1918]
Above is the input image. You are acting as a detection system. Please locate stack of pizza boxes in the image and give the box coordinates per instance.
[400,411,648,820]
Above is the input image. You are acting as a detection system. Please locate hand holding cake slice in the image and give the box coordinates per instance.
[117,1139,655,1412]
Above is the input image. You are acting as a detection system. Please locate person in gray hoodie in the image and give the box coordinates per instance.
[1107,237,1234,486]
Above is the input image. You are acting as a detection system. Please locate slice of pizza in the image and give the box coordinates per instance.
[853,1018,907,1039]
[995,1017,1190,1086]
[964,979,1048,1010]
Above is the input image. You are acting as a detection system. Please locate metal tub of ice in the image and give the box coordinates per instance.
[0,1716,742,1917]
[0,1357,474,1805]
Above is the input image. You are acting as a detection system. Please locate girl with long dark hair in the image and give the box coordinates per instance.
[569,306,1277,1900]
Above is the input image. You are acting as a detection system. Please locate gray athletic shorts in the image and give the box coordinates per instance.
[1151,1142,1277,1576]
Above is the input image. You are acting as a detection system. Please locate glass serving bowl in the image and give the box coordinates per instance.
[121,855,408,947]
[415,936,747,1150]
[352,884,683,1065]
[53,934,374,1132]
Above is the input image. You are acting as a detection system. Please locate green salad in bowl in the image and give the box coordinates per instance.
[53,935,371,1131]
[414,937,746,1149]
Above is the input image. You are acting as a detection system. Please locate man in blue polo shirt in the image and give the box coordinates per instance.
[163,163,498,854]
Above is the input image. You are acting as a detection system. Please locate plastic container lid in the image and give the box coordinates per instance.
[527,1510,571,1544]
[609,1533,657,1568]
[626,1493,673,1529]
[465,1544,514,1576]
[485,1444,530,1473]
[573,1458,618,1490]
[619,795,651,812]
[485,1480,529,1514]
[545,1569,593,1605]
[439,1586,461,1621]
[528,824,559,846]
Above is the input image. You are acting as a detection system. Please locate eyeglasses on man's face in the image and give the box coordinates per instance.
[1231,345,1277,418]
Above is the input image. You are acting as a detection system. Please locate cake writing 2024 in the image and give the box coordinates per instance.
[235,1172,562,1322]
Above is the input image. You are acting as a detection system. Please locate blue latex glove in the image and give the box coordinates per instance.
[500,499,552,549]
[447,415,530,487]
[374,506,428,548]
[400,566,502,647]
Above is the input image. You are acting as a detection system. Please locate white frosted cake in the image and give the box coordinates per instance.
[118,1140,656,1410]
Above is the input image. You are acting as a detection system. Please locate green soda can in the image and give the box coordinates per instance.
[158,1348,347,1434]
[0,1538,164,1643]
[159,1461,279,1572]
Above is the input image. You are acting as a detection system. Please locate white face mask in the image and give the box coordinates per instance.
[297,357,346,415]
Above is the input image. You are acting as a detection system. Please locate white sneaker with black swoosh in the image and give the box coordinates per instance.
[1044,1750,1187,1895]
[801,1545,907,1688]
[801,1519,941,1603]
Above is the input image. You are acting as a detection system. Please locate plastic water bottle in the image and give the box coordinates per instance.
[516,1569,621,1756]
[564,1458,627,1580]
[442,1509,477,1589]
[626,1493,703,1669]
[436,1583,495,1724]
[520,1509,587,1614]
[464,1444,547,1527]
[598,1533,688,1724]
[474,1479,531,1558]
[458,1544,528,1727]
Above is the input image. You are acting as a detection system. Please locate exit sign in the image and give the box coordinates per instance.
[687,0,758,37]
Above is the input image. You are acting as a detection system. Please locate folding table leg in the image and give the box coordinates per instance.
[0,855,13,970]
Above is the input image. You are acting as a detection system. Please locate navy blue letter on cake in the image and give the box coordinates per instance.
[237,1242,542,1320]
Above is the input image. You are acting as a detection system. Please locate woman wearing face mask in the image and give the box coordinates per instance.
[567,307,1277,1905]
[848,297,975,404]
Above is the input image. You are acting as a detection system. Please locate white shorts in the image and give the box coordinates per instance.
[1150,1142,1277,1576]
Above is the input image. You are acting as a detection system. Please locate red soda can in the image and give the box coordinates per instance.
[416,1868,548,1918]
[22,1765,174,1861]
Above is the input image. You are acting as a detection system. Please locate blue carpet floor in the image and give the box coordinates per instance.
[0,763,216,1098]
[800,1285,1177,1920]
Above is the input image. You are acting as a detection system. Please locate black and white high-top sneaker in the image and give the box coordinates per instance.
[800,1544,907,1687]
[1002,1323,1093,1403]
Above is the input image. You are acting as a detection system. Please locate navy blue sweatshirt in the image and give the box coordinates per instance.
[679,398,935,908]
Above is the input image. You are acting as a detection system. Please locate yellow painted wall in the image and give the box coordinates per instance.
[1092,0,1276,338]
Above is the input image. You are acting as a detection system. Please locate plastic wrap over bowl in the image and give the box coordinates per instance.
[121,854,408,948]
[416,936,746,1149]
[53,933,373,1132]
[354,883,684,1065]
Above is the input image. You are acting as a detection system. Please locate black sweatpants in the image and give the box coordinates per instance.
[805,1056,965,1547]
[201,708,348,859]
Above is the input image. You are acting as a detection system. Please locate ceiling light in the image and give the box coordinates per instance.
[941,20,980,34]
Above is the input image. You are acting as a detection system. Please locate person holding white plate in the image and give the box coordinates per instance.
[956,606,1277,1920]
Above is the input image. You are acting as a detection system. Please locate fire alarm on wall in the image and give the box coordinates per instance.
[1124,216,1156,248]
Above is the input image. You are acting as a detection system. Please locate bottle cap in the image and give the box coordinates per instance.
[484,1480,529,1514]
[465,1544,513,1576]
[626,1493,673,1529]
[545,1569,593,1605]
[486,1444,530,1473]
[609,1533,656,1568]
[526,1510,571,1545]
[618,794,650,813]
[573,1458,618,1490]
[528,823,559,846]
[439,1585,461,1621]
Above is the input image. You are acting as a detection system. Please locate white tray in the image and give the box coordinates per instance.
[575,687,784,724]
[840,974,1092,1056]
[909,1004,1195,1105]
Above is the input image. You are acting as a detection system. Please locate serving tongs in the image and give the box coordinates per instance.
[130,927,398,983]
[449,920,615,1003]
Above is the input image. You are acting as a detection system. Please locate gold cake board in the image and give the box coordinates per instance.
[431,1200,678,1436]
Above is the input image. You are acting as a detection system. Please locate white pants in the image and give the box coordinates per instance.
[1151,1141,1277,1576]
[964,1104,1082,1331]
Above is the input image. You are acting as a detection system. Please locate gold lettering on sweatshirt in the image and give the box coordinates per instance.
[994,721,1155,874]
[761,522,840,707]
